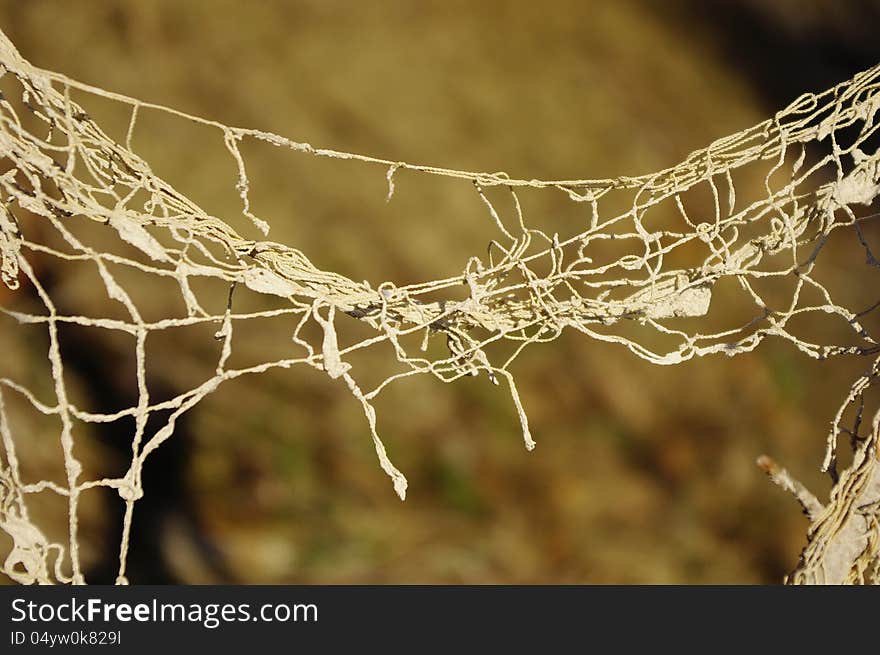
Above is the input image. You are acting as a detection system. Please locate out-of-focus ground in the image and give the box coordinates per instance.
[0,0,878,584]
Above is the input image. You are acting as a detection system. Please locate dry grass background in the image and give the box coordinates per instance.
[0,0,877,583]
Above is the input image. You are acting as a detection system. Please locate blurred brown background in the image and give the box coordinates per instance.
[0,0,878,584]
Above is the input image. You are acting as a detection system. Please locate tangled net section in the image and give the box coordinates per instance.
[0,27,878,584]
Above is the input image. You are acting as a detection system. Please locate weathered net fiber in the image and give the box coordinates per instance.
[0,28,878,584]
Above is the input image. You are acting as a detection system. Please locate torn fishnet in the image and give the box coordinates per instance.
[0,28,878,584]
